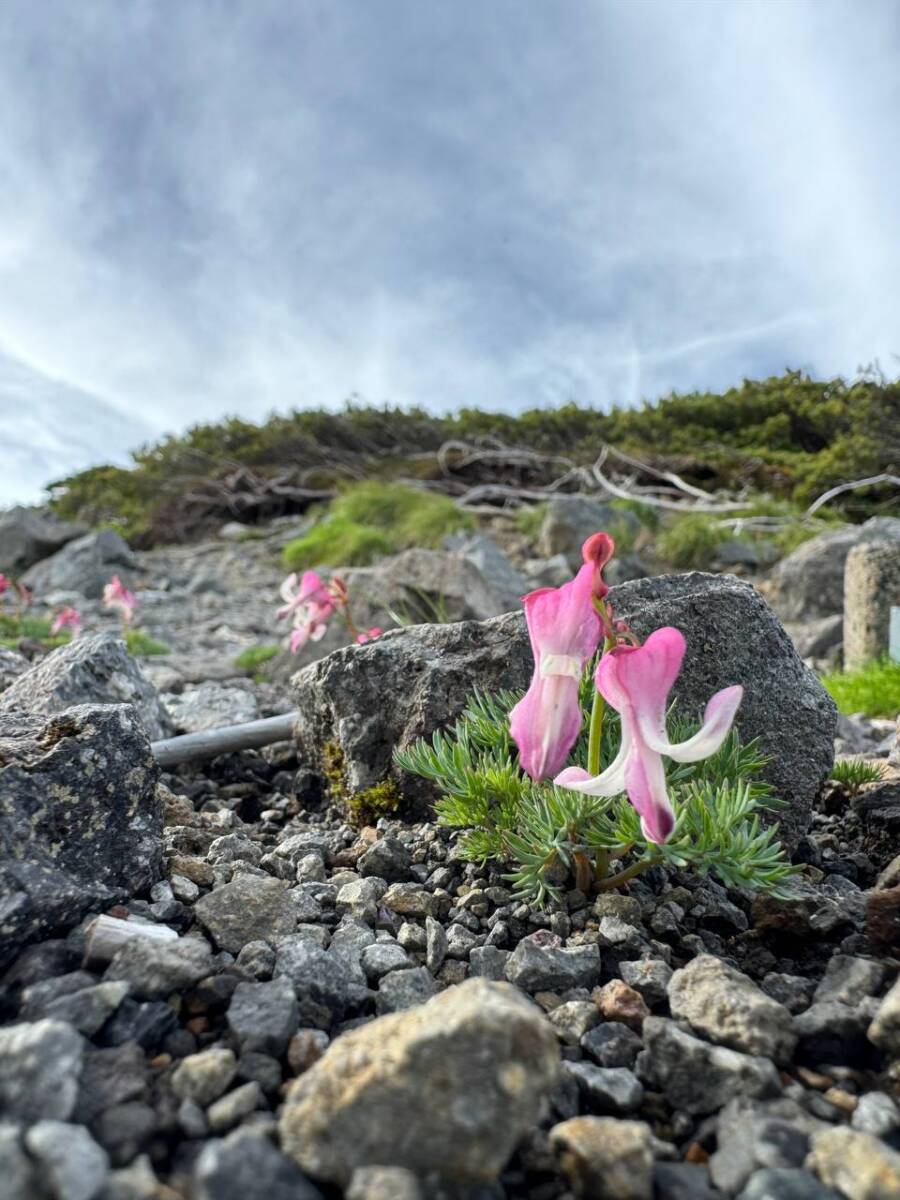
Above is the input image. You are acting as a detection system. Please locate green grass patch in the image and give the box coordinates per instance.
[822,658,900,718]
[282,482,473,570]
[514,502,547,541]
[657,514,727,569]
[830,757,886,794]
[124,629,171,657]
[234,645,279,671]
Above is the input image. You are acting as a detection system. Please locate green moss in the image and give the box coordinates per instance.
[233,644,280,670]
[124,629,170,657]
[320,739,402,826]
[822,659,900,718]
[345,779,403,827]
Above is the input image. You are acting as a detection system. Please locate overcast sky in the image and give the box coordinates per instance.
[1,0,899,505]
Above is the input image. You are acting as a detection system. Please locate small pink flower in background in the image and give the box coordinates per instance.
[510,532,615,781]
[103,575,138,624]
[279,571,336,653]
[355,627,382,644]
[556,626,743,844]
[50,606,82,637]
[0,573,10,597]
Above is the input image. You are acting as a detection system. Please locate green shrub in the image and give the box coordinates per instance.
[282,515,396,570]
[830,757,886,794]
[234,645,280,670]
[657,514,725,569]
[125,629,170,657]
[822,659,900,718]
[282,482,472,570]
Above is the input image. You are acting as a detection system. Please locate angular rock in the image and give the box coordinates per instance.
[102,933,211,999]
[0,634,170,739]
[538,496,640,570]
[505,936,601,993]
[612,573,836,844]
[194,1127,324,1200]
[171,1048,237,1106]
[813,956,885,1006]
[360,941,411,982]
[581,1022,643,1069]
[23,527,136,598]
[346,1165,423,1200]
[357,836,412,883]
[375,966,437,1014]
[767,518,900,622]
[550,1115,654,1200]
[206,1081,263,1133]
[738,1167,842,1200]
[0,704,162,965]
[25,1119,109,1200]
[667,954,797,1064]
[279,978,560,1184]
[39,981,130,1036]
[0,1123,37,1197]
[867,976,900,1054]
[163,683,259,735]
[844,540,900,670]
[562,1062,643,1114]
[639,1017,781,1115]
[0,1020,84,1122]
[806,1126,900,1199]
[0,646,28,692]
[275,937,369,1016]
[227,977,299,1056]
[195,876,296,953]
[0,505,85,574]
[292,611,533,805]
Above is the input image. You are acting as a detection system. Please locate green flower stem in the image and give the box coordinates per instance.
[587,687,605,777]
[595,855,662,892]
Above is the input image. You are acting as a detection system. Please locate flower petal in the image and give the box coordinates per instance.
[511,674,584,781]
[624,736,676,843]
[553,721,632,796]
[645,684,744,762]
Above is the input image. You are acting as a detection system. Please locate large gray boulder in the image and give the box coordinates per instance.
[0,704,162,965]
[292,611,532,806]
[538,495,640,570]
[279,978,559,1184]
[0,506,86,575]
[293,573,834,844]
[767,517,900,621]
[0,634,170,740]
[23,528,135,599]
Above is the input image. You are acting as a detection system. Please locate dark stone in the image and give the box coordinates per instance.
[23,527,135,599]
[99,998,179,1050]
[194,1127,325,1200]
[580,1022,643,1068]
[227,977,299,1056]
[76,1042,149,1124]
[505,935,601,993]
[375,966,438,1014]
[0,505,85,575]
[91,1100,157,1167]
[737,1167,843,1200]
[0,633,170,739]
[357,837,413,883]
[275,937,370,1016]
[0,704,162,966]
[105,937,214,1000]
[654,1162,720,1200]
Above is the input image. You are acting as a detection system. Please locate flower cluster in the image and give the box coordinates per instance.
[511,532,742,845]
[277,571,381,653]
[103,574,138,624]
[50,606,82,637]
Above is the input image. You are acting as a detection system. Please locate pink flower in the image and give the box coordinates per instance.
[103,575,138,624]
[555,626,743,844]
[510,533,615,781]
[0,574,10,597]
[278,571,336,653]
[50,606,82,636]
[355,627,382,644]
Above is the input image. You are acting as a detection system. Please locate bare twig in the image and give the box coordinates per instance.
[152,712,298,768]
[805,474,900,517]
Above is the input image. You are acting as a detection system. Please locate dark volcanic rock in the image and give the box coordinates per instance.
[23,527,136,599]
[0,505,86,575]
[0,634,171,740]
[0,703,162,965]
[292,611,532,805]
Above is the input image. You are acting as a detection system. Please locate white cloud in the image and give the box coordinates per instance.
[1,0,899,504]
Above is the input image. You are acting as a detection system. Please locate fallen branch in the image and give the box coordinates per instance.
[805,474,900,517]
[151,712,298,769]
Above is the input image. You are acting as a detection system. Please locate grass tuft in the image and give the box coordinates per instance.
[125,629,171,657]
[234,645,280,671]
[822,658,900,718]
[830,757,886,795]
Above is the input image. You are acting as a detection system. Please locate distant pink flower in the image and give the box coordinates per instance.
[279,571,336,653]
[103,575,138,624]
[510,532,615,781]
[0,574,9,596]
[50,606,82,637]
[556,626,743,844]
[355,627,382,644]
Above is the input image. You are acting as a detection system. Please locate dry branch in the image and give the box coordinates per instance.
[151,712,298,769]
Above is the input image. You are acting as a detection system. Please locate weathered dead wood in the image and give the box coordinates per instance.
[83,915,179,968]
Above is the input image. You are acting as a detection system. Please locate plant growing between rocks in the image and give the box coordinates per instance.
[397,532,799,904]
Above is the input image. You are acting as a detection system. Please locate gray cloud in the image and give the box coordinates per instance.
[1,0,898,503]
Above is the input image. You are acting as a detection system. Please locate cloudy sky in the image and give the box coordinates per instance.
[1,0,899,505]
